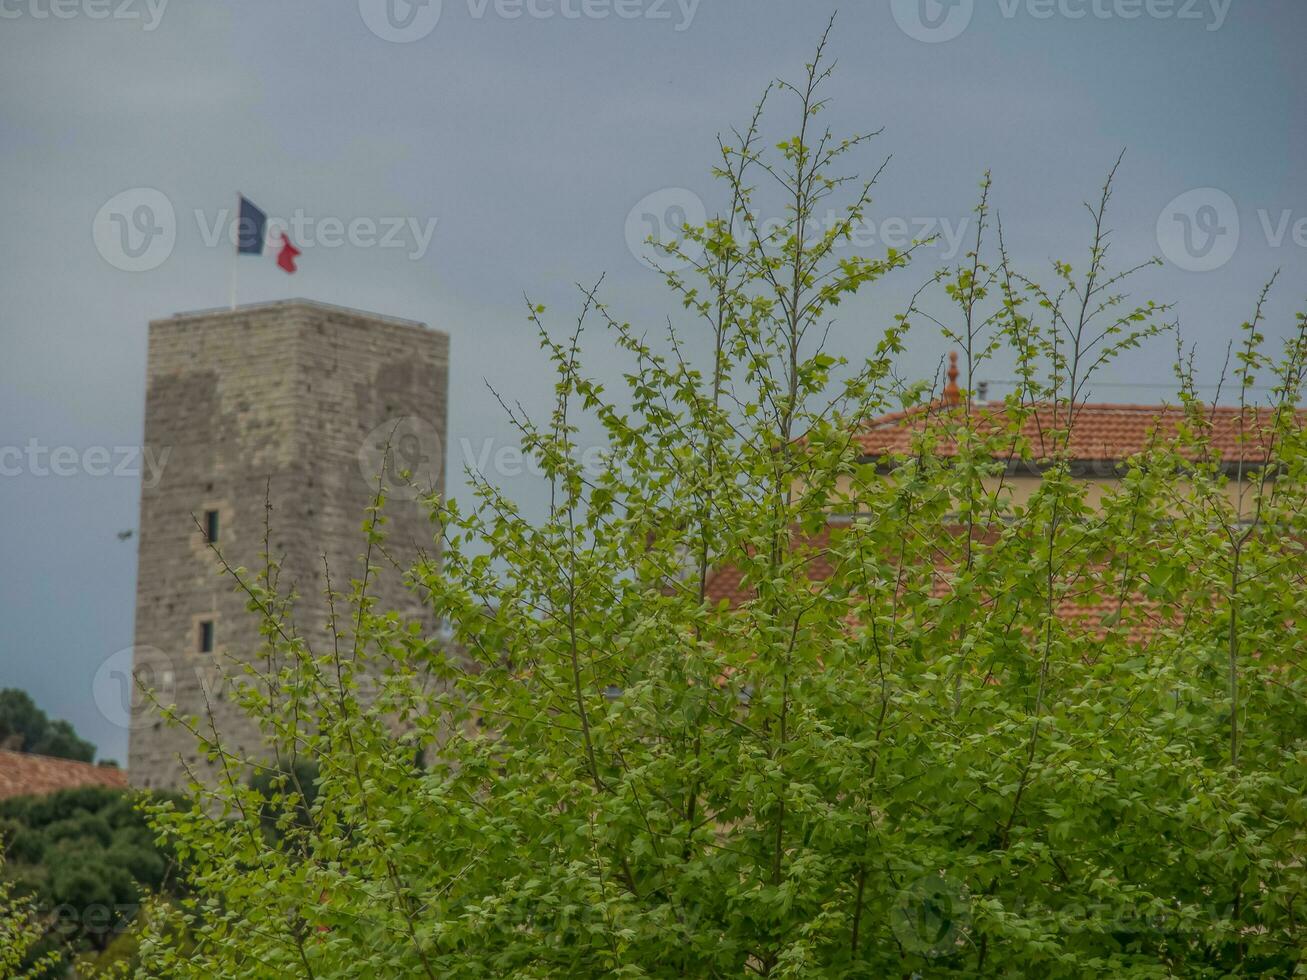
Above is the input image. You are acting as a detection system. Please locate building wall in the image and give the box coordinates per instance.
[128,301,448,790]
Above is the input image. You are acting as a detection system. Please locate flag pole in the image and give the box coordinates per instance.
[229,192,240,310]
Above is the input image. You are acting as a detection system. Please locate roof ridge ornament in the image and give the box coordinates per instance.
[944,351,962,406]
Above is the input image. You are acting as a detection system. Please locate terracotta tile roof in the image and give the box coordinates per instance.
[701,523,1164,644]
[700,524,839,609]
[701,561,752,609]
[0,750,127,801]
[856,402,1302,464]
[700,396,1302,637]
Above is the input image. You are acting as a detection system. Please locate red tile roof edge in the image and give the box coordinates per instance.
[855,400,1305,464]
[0,750,128,801]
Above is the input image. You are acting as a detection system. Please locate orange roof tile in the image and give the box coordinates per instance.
[856,402,1302,465]
[702,522,1166,645]
[0,750,127,800]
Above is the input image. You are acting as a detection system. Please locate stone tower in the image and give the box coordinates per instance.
[128,300,449,790]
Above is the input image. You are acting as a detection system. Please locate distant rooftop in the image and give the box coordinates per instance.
[857,401,1303,466]
[0,751,128,801]
[856,351,1303,466]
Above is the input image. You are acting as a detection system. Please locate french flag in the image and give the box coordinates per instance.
[236,195,300,273]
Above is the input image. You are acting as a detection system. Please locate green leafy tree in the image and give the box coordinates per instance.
[134,26,1307,977]
[0,787,179,977]
[0,690,96,763]
[1,861,60,979]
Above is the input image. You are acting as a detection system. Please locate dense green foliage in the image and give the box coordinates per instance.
[133,33,1307,978]
[0,866,59,979]
[0,690,97,764]
[0,787,177,976]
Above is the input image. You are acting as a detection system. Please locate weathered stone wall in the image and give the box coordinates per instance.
[128,300,448,790]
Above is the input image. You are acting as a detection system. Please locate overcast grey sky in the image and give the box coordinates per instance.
[2,0,1305,763]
